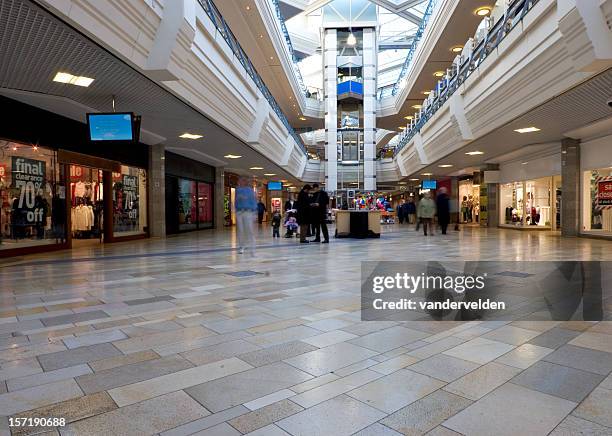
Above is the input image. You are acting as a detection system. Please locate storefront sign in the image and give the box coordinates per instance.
[271,197,281,211]
[122,175,138,219]
[597,178,612,208]
[11,157,46,224]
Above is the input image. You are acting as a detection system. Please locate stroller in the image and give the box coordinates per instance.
[284,214,298,238]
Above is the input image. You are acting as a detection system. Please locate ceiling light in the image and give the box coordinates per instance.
[465,151,484,155]
[422,91,431,96]
[264,173,276,176]
[433,71,445,77]
[475,6,491,16]
[179,133,203,139]
[224,154,242,159]
[299,116,307,121]
[514,126,541,133]
[409,178,419,181]
[246,5,251,10]
[12,145,18,151]
[412,104,422,109]
[398,182,407,185]
[451,45,463,53]
[53,71,94,87]
[399,126,406,130]
[404,115,414,120]
[249,167,263,170]
[259,34,263,38]
[347,33,357,46]
[438,164,453,168]
[421,172,433,176]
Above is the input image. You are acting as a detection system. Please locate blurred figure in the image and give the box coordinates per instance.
[257,199,266,224]
[311,183,329,243]
[398,199,406,224]
[436,187,451,235]
[407,198,417,224]
[418,191,436,236]
[271,209,281,238]
[297,185,312,243]
[235,177,257,254]
[415,193,424,231]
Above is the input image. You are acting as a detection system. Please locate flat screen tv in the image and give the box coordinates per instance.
[422,180,437,190]
[87,113,135,142]
[268,181,283,191]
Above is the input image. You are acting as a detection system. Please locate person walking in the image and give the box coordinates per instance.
[398,200,406,224]
[296,185,312,243]
[418,191,436,236]
[415,194,423,232]
[257,200,266,224]
[407,198,416,225]
[436,187,451,235]
[235,177,257,254]
[271,209,281,238]
[311,183,329,243]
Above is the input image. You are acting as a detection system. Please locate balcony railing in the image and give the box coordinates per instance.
[198,0,308,154]
[377,0,437,100]
[394,0,540,156]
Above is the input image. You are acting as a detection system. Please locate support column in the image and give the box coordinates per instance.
[214,168,225,229]
[561,138,581,236]
[148,143,166,237]
[362,28,377,191]
[480,165,499,228]
[324,29,338,192]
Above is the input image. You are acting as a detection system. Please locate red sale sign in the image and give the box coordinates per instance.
[597,179,612,206]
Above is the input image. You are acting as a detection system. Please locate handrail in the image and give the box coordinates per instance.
[269,0,308,94]
[393,0,539,156]
[378,0,437,100]
[197,0,308,154]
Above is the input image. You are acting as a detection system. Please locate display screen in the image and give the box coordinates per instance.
[268,181,283,191]
[88,113,134,141]
[422,180,437,190]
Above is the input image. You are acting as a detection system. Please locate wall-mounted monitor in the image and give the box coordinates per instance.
[87,113,135,142]
[422,180,437,190]
[268,181,283,191]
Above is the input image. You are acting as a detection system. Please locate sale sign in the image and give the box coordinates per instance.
[597,179,612,207]
[11,157,46,223]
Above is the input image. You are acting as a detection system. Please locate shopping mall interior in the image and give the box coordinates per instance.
[0,0,611,435]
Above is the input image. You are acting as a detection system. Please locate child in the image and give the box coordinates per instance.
[271,209,281,238]
[284,215,298,238]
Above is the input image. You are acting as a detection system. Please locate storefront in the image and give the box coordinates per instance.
[581,134,612,237]
[498,151,561,230]
[0,96,150,257]
[458,177,480,224]
[164,152,215,234]
[224,172,239,226]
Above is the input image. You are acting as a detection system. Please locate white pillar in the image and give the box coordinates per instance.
[362,28,377,191]
[324,29,338,192]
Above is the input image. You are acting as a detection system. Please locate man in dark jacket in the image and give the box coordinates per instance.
[296,185,312,243]
[436,187,451,235]
[310,183,329,243]
[257,200,266,224]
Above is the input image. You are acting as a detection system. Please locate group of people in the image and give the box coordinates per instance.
[284,183,329,244]
[398,188,451,236]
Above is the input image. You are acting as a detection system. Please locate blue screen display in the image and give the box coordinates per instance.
[88,113,133,141]
[422,180,437,190]
[268,181,283,190]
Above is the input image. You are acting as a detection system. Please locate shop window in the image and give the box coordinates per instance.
[459,180,480,224]
[70,166,104,240]
[178,179,197,231]
[113,165,147,236]
[500,178,552,228]
[583,168,612,234]
[197,182,213,228]
[0,141,66,250]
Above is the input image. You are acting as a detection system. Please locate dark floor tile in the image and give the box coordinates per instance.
[528,328,582,349]
[124,295,175,306]
[38,343,122,371]
[543,345,612,375]
[40,310,110,327]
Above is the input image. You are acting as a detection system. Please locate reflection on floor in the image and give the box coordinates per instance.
[0,225,611,436]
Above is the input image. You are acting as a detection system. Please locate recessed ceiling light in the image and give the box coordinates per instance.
[246,5,251,10]
[421,172,433,176]
[514,127,541,133]
[179,133,203,139]
[249,166,263,170]
[475,6,491,16]
[412,104,422,109]
[404,115,414,120]
[522,161,529,165]
[398,182,407,185]
[465,151,484,155]
[299,116,307,121]
[433,71,445,77]
[451,45,463,53]
[399,126,406,130]
[224,154,242,159]
[53,72,94,87]
[264,173,276,176]
[409,178,419,181]
[422,91,431,95]
[259,34,263,38]
[438,164,453,168]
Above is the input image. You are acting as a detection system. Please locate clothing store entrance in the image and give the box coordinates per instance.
[69,165,105,247]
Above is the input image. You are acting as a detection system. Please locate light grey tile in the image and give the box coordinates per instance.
[38,343,122,371]
[549,414,612,436]
[62,390,209,436]
[348,326,430,353]
[347,369,446,413]
[406,336,466,360]
[113,326,215,354]
[0,379,83,415]
[228,399,303,433]
[409,354,480,382]
[185,362,311,413]
[301,330,357,348]
[62,330,128,349]
[289,373,340,394]
[511,361,605,403]
[332,358,379,377]
[181,339,260,366]
[238,341,318,367]
[305,318,354,332]
[245,326,322,347]
[40,310,109,327]
[277,395,385,436]
[153,331,252,356]
[244,424,291,436]
[283,342,377,376]
[494,343,554,369]
[442,337,515,364]
[190,423,241,436]
[573,387,612,428]
[89,350,160,372]
[352,423,403,436]
[203,314,282,334]
[370,355,420,375]
[0,358,42,381]
[443,383,577,436]
[568,331,612,353]
[7,364,91,391]
[243,389,295,411]
[161,405,249,436]
[443,362,521,400]
[381,390,472,435]
[482,325,541,346]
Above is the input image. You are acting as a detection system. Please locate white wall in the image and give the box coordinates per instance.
[499,152,562,183]
[581,134,612,171]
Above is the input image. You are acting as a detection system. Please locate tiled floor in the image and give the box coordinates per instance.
[0,225,611,435]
